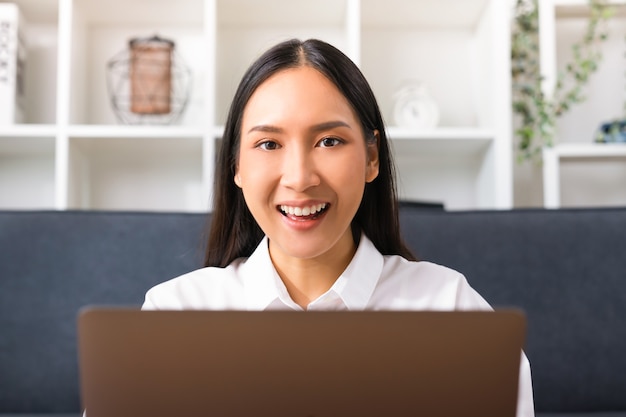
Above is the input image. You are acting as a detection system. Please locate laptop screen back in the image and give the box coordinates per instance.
[78,309,525,417]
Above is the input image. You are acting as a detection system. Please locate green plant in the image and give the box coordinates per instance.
[511,0,614,162]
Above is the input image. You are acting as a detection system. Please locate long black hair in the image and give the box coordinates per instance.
[205,38,415,267]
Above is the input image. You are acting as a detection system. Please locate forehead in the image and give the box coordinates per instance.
[241,66,360,129]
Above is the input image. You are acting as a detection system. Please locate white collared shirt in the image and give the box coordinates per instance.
[143,234,535,417]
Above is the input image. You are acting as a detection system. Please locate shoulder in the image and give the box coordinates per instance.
[381,255,465,284]
[142,259,247,310]
[372,255,492,310]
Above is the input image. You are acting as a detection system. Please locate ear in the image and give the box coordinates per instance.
[365,130,380,183]
[234,166,242,188]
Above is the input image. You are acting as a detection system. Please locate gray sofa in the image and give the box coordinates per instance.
[1,206,625,417]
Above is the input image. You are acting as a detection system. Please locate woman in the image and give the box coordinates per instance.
[143,38,534,416]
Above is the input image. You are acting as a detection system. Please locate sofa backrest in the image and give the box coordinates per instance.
[400,207,626,413]
[1,207,625,413]
[0,211,208,413]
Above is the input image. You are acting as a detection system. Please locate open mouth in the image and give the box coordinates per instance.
[278,203,329,220]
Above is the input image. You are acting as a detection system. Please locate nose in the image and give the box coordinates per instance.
[280,145,320,192]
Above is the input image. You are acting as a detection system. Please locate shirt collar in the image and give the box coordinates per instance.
[241,234,384,311]
[241,237,285,310]
[328,233,384,310]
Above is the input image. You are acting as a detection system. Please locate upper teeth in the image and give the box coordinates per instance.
[280,203,327,216]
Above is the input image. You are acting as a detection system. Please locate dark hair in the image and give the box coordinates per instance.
[205,38,415,267]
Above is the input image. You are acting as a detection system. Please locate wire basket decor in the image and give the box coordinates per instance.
[106,35,192,125]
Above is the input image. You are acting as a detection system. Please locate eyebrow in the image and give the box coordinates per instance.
[247,120,352,135]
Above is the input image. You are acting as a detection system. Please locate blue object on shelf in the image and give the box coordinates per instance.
[595,119,626,143]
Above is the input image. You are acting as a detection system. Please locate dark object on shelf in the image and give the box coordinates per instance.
[398,199,445,210]
[594,119,626,143]
[106,35,192,125]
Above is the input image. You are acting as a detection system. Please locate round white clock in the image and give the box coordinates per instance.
[393,81,440,130]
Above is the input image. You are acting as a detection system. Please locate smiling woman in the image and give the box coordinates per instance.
[141,39,535,417]
[235,66,380,291]
[207,39,411,274]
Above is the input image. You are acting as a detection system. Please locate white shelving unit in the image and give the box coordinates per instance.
[543,143,626,208]
[0,0,513,212]
[538,0,626,208]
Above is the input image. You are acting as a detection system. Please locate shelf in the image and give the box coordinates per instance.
[73,0,205,25]
[360,0,503,131]
[0,0,513,212]
[0,124,57,139]
[543,143,626,208]
[535,1,626,209]
[69,0,206,125]
[387,126,494,140]
[553,9,626,145]
[67,136,205,212]
[10,0,58,24]
[0,135,55,210]
[391,130,496,209]
[394,147,494,210]
[387,127,493,157]
[0,135,54,153]
[69,135,203,157]
[361,0,490,30]
[212,125,225,138]
[547,143,626,159]
[218,0,349,28]
[360,32,486,128]
[67,125,205,139]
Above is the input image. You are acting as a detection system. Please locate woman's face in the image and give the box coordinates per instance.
[235,66,379,264]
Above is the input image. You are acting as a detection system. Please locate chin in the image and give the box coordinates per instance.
[276,242,330,260]
[272,229,354,261]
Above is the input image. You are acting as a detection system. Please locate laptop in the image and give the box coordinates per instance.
[77,308,526,417]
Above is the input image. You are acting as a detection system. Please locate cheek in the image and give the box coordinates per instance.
[327,155,369,198]
[348,152,371,179]
[236,153,276,201]
[237,152,263,183]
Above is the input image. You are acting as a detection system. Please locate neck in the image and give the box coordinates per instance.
[269,234,357,309]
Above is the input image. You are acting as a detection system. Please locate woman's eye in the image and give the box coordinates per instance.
[258,141,280,151]
[318,137,342,148]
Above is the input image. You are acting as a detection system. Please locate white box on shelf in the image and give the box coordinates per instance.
[0,3,27,125]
